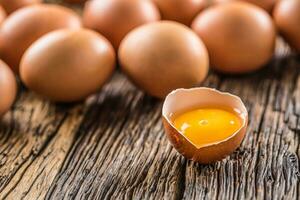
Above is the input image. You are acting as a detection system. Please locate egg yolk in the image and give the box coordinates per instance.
[173,108,242,149]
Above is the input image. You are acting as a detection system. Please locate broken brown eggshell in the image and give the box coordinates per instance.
[162,87,248,164]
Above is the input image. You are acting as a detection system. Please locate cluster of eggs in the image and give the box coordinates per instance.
[0,0,299,110]
[0,0,299,162]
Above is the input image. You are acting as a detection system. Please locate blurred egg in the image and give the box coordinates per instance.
[0,0,41,14]
[0,4,81,74]
[20,29,115,102]
[209,0,231,4]
[0,5,6,25]
[273,0,300,52]
[192,1,276,74]
[211,0,277,13]
[152,0,206,25]
[64,0,87,4]
[162,87,248,163]
[119,21,209,99]
[244,0,277,12]
[0,60,17,117]
[83,0,160,49]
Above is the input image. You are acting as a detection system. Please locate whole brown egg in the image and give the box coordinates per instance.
[192,1,276,74]
[0,0,41,15]
[0,4,81,74]
[152,0,206,25]
[64,0,87,4]
[0,5,5,24]
[119,21,209,99]
[0,60,17,117]
[211,0,277,13]
[273,0,300,52]
[244,0,277,12]
[20,29,116,102]
[83,0,160,50]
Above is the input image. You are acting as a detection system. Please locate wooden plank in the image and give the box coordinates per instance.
[0,1,299,199]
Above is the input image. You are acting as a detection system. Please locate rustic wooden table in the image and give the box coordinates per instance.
[0,1,299,200]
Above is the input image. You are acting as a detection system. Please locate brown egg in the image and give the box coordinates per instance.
[83,0,160,49]
[273,0,300,52]
[211,0,277,13]
[20,29,115,102]
[244,0,277,12]
[162,88,248,163]
[0,4,81,74]
[192,1,276,74]
[0,0,41,15]
[0,60,17,117]
[152,0,206,25]
[119,21,209,99]
[209,0,231,5]
[64,0,87,4]
[0,5,6,25]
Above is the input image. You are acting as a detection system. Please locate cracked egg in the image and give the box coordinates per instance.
[162,87,248,164]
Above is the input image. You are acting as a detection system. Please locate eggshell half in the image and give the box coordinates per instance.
[162,87,248,164]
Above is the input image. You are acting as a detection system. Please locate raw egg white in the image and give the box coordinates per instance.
[192,1,276,74]
[119,21,209,99]
[20,29,115,102]
[273,0,300,52]
[0,0,41,14]
[162,88,248,163]
[0,4,82,74]
[0,60,17,117]
[152,0,206,25]
[83,0,160,49]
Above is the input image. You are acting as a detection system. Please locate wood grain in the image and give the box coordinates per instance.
[0,1,299,199]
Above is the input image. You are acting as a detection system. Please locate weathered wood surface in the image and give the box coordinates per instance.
[0,1,300,200]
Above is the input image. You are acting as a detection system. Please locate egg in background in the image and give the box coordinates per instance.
[0,60,17,117]
[119,21,209,99]
[211,0,277,13]
[152,0,206,26]
[192,1,276,74]
[0,0,41,14]
[0,4,82,74]
[20,29,116,102]
[64,0,87,4]
[0,5,5,25]
[273,0,300,53]
[83,0,160,50]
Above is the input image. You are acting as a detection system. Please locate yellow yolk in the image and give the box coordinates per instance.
[173,108,242,149]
